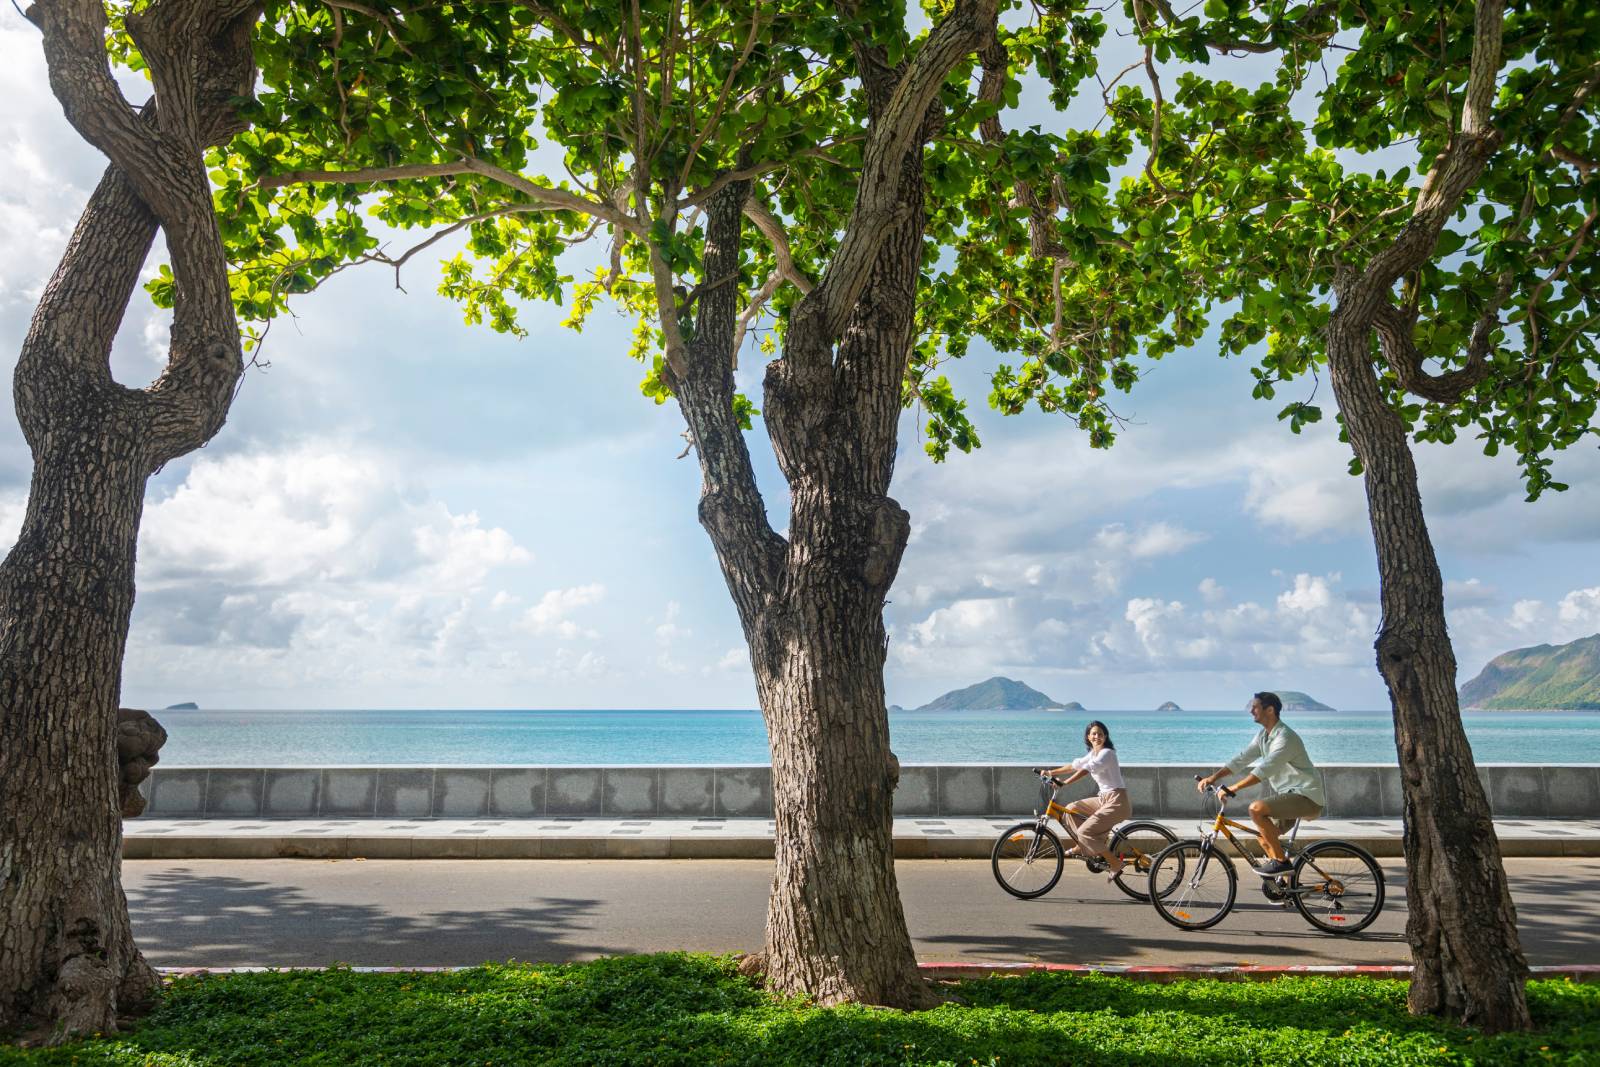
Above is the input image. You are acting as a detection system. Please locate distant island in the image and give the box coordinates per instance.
[1277,691,1335,712]
[1460,633,1600,710]
[1156,701,1182,712]
[910,677,1069,712]
[163,702,199,711]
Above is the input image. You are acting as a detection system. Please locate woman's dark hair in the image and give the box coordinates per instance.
[1083,720,1115,750]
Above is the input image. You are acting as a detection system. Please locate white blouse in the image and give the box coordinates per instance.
[1070,746,1126,793]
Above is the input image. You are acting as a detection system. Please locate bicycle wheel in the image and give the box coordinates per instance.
[1148,839,1237,931]
[1291,840,1386,935]
[991,822,1065,899]
[1108,820,1179,902]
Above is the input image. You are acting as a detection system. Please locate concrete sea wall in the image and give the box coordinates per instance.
[132,763,1600,821]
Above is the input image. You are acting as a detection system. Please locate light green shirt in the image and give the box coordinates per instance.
[1227,722,1325,808]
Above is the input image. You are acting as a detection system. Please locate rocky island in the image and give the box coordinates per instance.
[1156,701,1182,711]
[163,701,199,711]
[1277,691,1335,712]
[909,677,1071,712]
[1460,633,1600,710]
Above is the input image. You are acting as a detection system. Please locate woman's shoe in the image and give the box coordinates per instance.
[1104,857,1125,882]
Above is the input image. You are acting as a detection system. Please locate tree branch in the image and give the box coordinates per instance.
[1343,0,1506,316]
[743,194,816,294]
[797,0,1000,348]
[258,158,644,235]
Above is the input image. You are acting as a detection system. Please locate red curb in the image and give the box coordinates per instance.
[915,962,1600,983]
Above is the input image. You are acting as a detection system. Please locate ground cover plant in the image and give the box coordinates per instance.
[1,954,1594,1065]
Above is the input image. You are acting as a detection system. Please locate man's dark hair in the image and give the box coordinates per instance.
[1254,691,1283,715]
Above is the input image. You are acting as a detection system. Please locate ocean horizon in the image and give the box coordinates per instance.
[148,707,1600,766]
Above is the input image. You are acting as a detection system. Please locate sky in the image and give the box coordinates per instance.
[1,14,1597,713]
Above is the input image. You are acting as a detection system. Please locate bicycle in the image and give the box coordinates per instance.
[991,772,1178,902]
[1147,776,1386,935]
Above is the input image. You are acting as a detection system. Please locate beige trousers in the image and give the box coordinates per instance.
[1064,788,1131,854]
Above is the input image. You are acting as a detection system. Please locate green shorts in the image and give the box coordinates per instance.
[1259,791,1322,830]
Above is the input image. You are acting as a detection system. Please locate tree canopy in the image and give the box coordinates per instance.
[1124,0,1598,497]
[168,0,1207,461]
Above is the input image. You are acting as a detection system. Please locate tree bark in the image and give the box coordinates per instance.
[1,0,258,1041]
[1324,308,1532,1032]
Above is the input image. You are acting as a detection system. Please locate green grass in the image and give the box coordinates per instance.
[3,955,1595,1066]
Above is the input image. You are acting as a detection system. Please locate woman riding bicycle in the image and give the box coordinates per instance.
[1038,720,1129,880]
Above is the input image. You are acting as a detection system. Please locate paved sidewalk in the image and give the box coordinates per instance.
[124,815,1600,859]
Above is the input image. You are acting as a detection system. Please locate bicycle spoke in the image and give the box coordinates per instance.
[1109,822,1179,902]
[1150,841,1235,930]
[1292,843,1385,935]
[991,823,1064,899]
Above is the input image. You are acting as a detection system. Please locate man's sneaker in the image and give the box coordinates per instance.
[1252,858,1293,877]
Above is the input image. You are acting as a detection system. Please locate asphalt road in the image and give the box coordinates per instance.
[123,857,1600,968]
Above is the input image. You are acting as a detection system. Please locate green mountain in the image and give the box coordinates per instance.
[914,677,1068,712]
[1277,691,1335,712]
[1459,634,1600,710]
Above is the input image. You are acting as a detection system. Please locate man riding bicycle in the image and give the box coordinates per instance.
[1196,691,1325,876]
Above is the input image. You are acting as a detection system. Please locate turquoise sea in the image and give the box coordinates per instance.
[152,708,1600,766]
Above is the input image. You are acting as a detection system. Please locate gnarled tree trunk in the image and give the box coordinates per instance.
[1316,0,1530,1032]
[0,0,258,1041]
[666,3,998,1006]
[1325,309,1531,1032]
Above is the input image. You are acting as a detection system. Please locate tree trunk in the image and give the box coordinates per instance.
[1325,309,1532,1032]
[2,0,259,1040]
[0,167,163,1041]
[662,2,995,1007]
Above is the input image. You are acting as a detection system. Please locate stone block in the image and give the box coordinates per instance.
[377,769,435,818]
[1484,765,1546,816]
[602,768,659,817]
[146,769,207,816]
[1323,766,1384,818]
[548,769,603,815]
[1377,766,1406,817]
[435,769,493,818]
[1119,764,1160,816]
[540,836,610,859]
[347,837,413,859]
[660,768,715,817]
[321,769,377,816]
[715,768,771,817]
[1544,766,1600,818]
[605,837,671,858]
[477,838,544,859]
[666,836,772,859]
[894,766,938,817]
[993,766,1043,818]
[122,836,153,859]
[263,770,320,817]
[937,766,991,816]
[1154,766,1215,821]
[489,769,545,817]
[410,835,479,859]
[274,837,346,859]
[205,770,264,817]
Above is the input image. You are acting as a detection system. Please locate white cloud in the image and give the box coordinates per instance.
[655,600,690,645]
[1084,572,1376,675]
[522,583,606,639]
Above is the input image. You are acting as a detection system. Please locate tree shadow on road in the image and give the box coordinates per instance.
[125,865,616,966]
